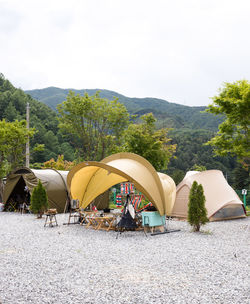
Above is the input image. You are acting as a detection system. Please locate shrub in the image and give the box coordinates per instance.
[30,180,48,218]
[188,181,208,231]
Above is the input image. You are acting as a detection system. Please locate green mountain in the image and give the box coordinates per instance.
[25,87,223,130]
[0,75,75,163]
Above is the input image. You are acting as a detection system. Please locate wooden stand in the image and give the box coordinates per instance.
[67,209,80,225]
[44,209,58,227]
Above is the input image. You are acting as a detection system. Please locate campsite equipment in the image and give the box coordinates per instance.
[44,209,58,227]
[131,195,143,211]
[141,211,166,227]
[142,211,165,233]
[116,195,137,238]
[67,153,176,216]
[141,211,180,236]
[67,199,80,225]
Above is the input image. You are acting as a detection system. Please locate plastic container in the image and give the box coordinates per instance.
[141,211,165,227]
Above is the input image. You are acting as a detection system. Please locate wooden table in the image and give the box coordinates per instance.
[85,215,116,231]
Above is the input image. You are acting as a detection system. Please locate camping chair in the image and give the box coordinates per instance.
[67,199,80,225]
[137,202,153,213]
[131,195,143,211]
[7,199,17,212]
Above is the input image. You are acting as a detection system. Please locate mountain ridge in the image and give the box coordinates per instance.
[25,86,223,130]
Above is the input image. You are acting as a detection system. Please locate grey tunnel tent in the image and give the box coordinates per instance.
[171,170,246,221]
[3,168,69,213]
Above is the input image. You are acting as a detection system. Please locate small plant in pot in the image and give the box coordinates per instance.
[30,180,48,218]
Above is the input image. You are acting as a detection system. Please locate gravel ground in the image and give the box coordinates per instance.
[0,213,249,304]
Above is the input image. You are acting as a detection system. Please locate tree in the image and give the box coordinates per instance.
[30,180,48,218]
[0,119,35,201]
[190,164,207,172]
[122,113,176,171]
[57,91,130,161]
[188,181,208,232]
[171,169,185,185]
[233,164,250,189]
[206,80,250,170]
[42,155,76,170]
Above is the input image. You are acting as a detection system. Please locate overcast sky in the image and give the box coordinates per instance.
[1,0,249,106]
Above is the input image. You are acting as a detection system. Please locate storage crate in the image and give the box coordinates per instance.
[141,211,165,227]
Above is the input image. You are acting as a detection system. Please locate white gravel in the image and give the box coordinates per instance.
[0,212,249,304]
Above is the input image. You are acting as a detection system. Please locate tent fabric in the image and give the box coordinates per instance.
[67,153,176,216]
[171,170,246,221]
[92,191,109,210]
[3,167,69,213]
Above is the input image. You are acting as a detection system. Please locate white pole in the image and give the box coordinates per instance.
[26,102,30,168]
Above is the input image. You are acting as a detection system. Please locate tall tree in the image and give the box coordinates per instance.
[206,80,250,170]
[57,91,130,161]
[122,113,176,171]
[0,119,35,201]
[188,181,208,232]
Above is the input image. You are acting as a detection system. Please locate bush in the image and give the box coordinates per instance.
[30,180,48,218]
[188,181,208,231]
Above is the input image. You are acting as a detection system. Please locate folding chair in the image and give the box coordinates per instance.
[131,195,143,211]
[137,202,153,213]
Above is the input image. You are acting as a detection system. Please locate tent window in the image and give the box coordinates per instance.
[211,204,245,220]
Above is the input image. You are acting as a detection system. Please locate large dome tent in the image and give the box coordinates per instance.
[3,167,69,213]
[171,170,246,221]
[67,152,176,216]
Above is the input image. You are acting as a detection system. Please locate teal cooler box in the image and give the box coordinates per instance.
[141,211,165,227]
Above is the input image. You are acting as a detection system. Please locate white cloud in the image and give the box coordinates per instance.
[0,0,250,106]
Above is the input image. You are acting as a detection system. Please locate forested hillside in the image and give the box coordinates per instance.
[26,87,223,130]
[1,74,239,185]
[0,74,74,163]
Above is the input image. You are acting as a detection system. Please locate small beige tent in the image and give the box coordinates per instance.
[3,168,69,213]
[67,152,176,216]
[171,170,246,221]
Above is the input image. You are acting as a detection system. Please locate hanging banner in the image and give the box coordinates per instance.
[120,183,135,195]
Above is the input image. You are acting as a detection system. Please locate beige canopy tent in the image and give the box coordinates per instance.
[3,168,69,213]
[171,170,246,221]
[67,152,176,216]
